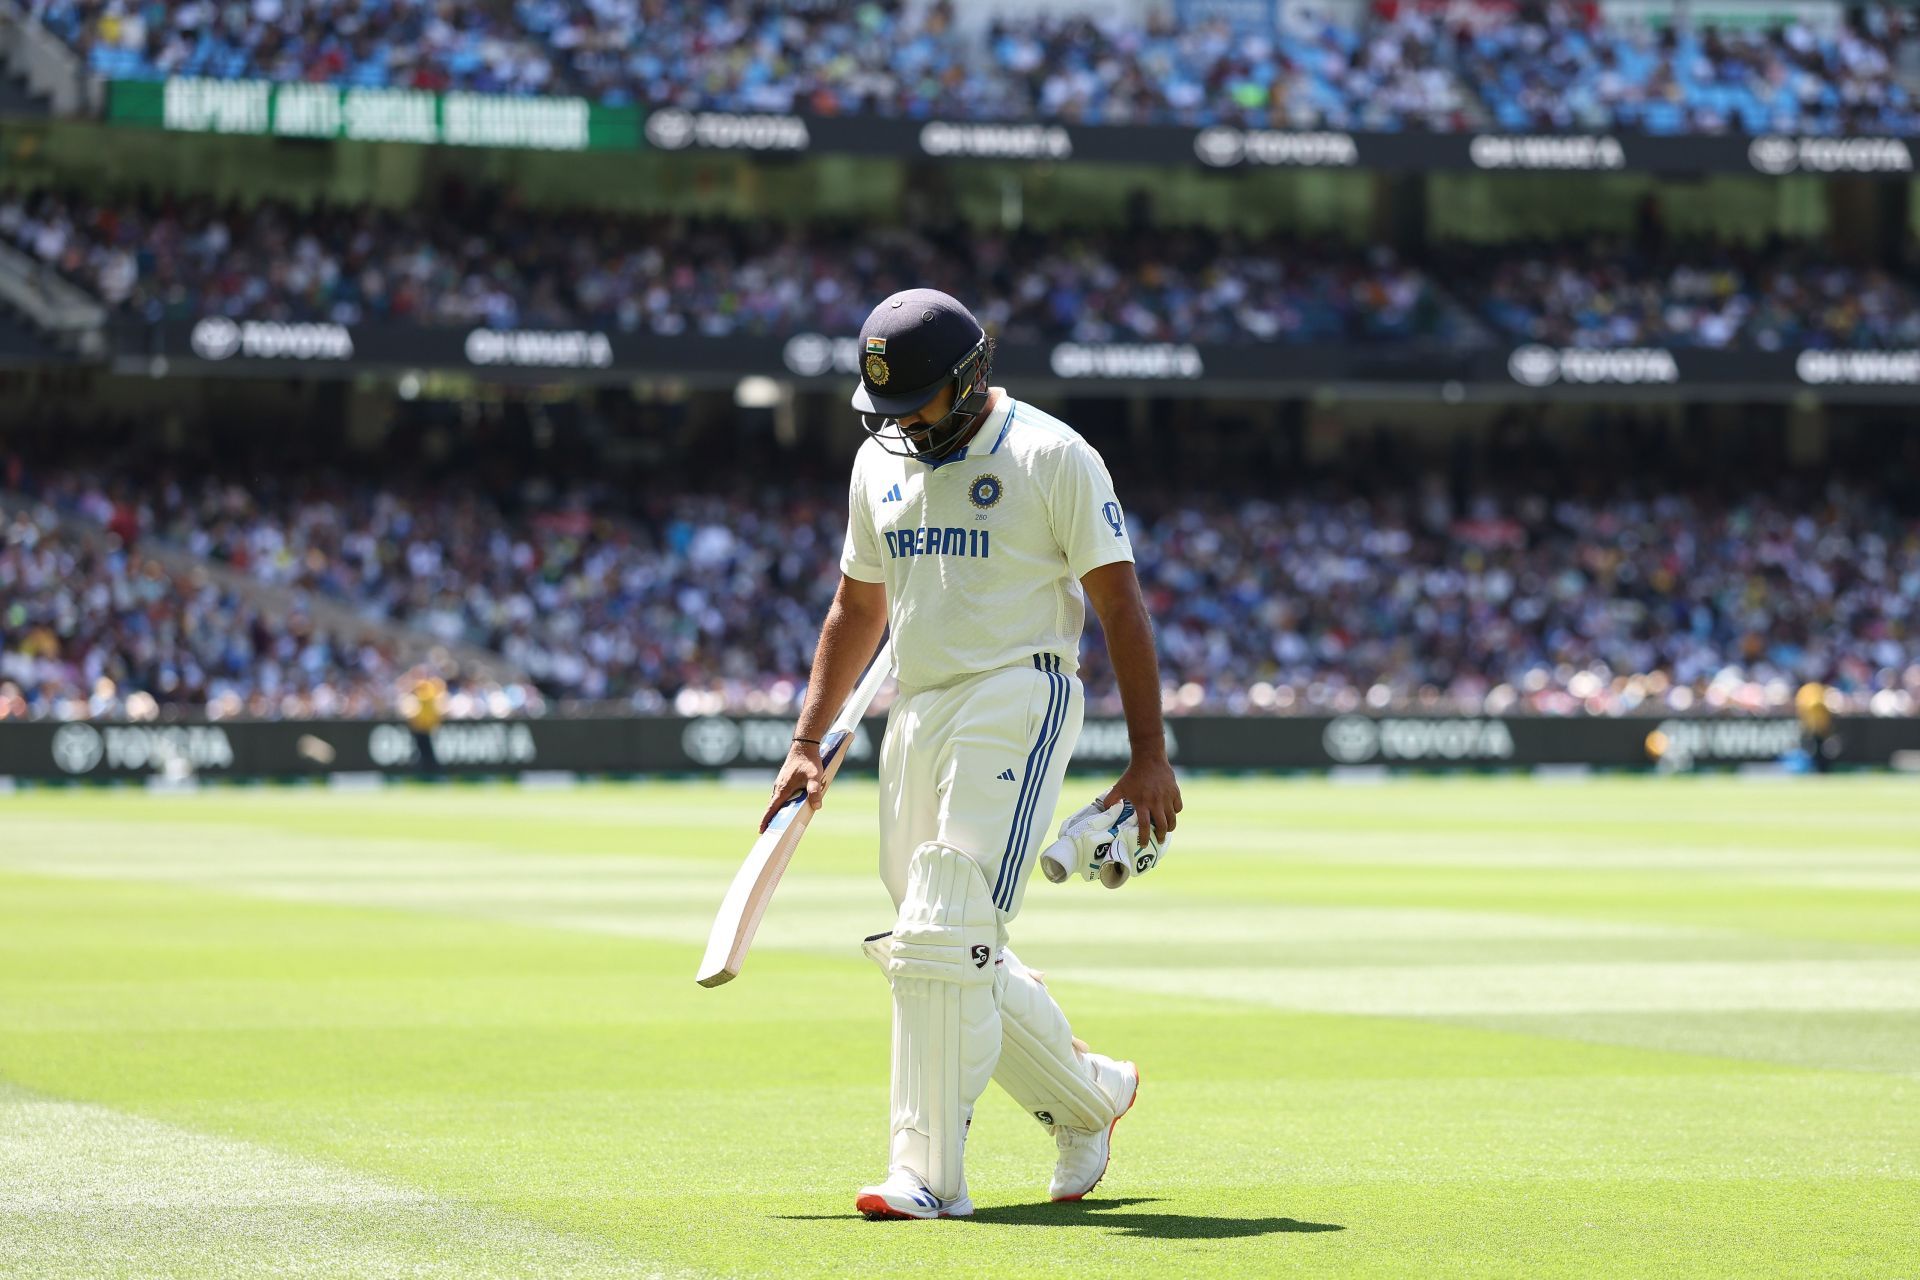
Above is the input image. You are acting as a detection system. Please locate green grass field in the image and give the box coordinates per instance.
[2,776,1917,1278]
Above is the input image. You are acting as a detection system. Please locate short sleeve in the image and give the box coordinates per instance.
[1048,442,1135,579]
[839,465,885,583]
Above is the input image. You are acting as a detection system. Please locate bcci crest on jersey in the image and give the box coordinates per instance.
[969,474,1003,509]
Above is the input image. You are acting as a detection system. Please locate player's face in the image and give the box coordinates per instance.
[897,384,957,444]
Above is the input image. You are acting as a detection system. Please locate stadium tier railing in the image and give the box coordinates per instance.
[0,240,103,357]
[0,0,92,115]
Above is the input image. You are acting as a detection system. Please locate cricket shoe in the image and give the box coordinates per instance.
[1048,1055,1140,1202]
[855,1171,974,1220]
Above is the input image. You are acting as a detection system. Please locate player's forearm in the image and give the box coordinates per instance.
[1100,591,1169,760]
[793,595,888,742]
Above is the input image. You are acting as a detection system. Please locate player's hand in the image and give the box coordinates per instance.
[1103,753,1181,848]
[759,743,827,833]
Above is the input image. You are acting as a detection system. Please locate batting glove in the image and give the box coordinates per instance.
[1039,795,1168,889]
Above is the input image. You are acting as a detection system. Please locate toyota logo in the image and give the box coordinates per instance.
[681,716,742,767]
[368,724,417,768]
[51,723,104,774]
[1321,716,1380,765]
[189,316,241,361]
[463,329,502,364]
[782,332,835,377]
[1748,136,1797,175]
[1193,127,1243,167]
[1507,344,1560,387]
[919,122,956,155]
[645,109,694,150]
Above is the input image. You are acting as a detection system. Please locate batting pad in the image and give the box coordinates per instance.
[992,947,1119,1134]
[885,842,1000,1201]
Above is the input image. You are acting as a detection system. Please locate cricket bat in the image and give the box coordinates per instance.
[695,639,894,988]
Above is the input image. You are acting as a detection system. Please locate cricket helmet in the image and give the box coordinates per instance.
[851,288,993,461]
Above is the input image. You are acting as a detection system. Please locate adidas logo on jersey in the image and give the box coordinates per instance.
[996,769,1017,781]
[880,483,902,503]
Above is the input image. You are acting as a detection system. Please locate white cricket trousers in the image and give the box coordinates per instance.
[878,654,1084,923]
[871,653,1125,1197]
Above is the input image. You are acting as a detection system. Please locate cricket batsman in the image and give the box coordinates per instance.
[759,289,1182,1219]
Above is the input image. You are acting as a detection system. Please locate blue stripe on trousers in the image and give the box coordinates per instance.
[1003,668,1068,904]
[995,662,1061,908]
[996,659,1068,910]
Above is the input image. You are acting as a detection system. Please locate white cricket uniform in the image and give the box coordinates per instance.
[839,392,1135,919]
[842,389,1141,1204]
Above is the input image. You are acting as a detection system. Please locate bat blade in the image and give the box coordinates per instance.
[695,640,892,988]
[694,745,836,987]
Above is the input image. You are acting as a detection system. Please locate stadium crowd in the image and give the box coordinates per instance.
[0,187,1463,346]
[32,0,560,95]
[0,492,408,721]
[1459,2,1920,136]
[1452,235,1920,350]
[35,0,1920,135]
[535,1,1475,129]
[5,444,1916,722]
[130,469,843,710]
[1122,479,1920,718]
[12,185,1919,353]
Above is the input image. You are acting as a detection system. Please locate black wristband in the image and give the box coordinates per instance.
[792,736,822,746]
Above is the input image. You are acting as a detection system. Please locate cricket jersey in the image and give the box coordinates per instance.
[839,393,1135,693]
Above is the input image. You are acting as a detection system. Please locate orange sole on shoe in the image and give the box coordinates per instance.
[857,1192,956,1220]
[856,1193,918,1220]
[1051,1060,1141,1203]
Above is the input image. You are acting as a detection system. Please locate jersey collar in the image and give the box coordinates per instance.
[917,392,1014,471]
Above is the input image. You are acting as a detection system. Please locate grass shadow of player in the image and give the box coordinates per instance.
[777,1197,1344,1239]
[968,1197,1345,1239]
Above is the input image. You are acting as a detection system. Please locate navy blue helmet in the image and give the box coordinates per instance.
[851,288,993,461]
